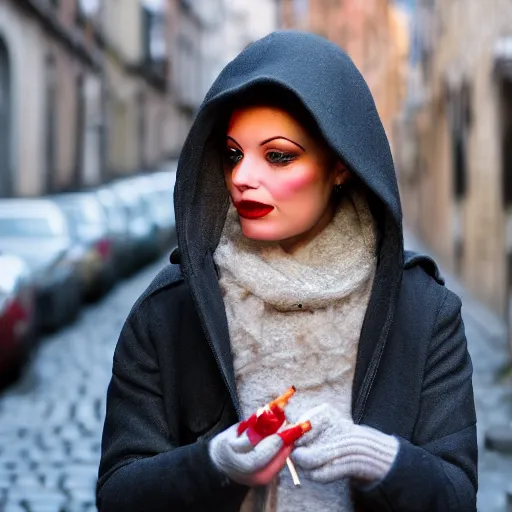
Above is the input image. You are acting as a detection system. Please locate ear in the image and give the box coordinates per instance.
[334,161,351,186]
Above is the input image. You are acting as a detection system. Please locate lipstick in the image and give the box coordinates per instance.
[235,200,274,220]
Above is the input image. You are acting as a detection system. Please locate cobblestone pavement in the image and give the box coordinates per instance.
[1,235,511,512]
[463,302,512,512]
[0,258,167,512]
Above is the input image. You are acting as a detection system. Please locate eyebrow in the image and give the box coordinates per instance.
[260,136,306,151]
[226,136,242,149]
[226,135,306,152]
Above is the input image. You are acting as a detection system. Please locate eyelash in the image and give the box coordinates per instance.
[267,151,297,165]
[225,148,243,166]
[224,148,297,167]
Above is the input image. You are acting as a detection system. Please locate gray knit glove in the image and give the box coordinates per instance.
[291,403,399,484]
[208,423,285,486]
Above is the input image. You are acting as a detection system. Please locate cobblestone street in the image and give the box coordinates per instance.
[0,240,512,511]
[0,257,167,512]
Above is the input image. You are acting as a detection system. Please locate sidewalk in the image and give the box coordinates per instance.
[405,230,512,512]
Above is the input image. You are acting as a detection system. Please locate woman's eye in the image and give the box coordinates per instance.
[266,151,296,165]
[225,148,243,166]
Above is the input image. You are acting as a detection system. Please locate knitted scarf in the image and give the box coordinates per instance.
[213,188,377,512]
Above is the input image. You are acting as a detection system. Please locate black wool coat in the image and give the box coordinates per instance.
[97,252,477,512]
[97,30,477,511]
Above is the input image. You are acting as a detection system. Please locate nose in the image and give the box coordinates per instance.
[231,156,260,190]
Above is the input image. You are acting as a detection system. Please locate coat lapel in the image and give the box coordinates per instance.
[351,218,403,423]
[188,252,242,420]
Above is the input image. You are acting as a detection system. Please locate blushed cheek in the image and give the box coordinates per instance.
[267,172,316,200]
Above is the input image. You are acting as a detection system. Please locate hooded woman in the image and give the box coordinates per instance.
[97,31,477,511]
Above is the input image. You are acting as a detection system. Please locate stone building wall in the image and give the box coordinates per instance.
[278,0,409,157]
[405,0,512,315]
[0,1,51,196]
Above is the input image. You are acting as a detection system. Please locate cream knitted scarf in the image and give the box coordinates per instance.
[213,188,377,512]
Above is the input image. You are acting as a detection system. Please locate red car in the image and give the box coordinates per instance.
[0,254,36,382]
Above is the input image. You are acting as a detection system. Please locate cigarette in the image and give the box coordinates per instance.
[286,457,301,486]
[281,418,310,487]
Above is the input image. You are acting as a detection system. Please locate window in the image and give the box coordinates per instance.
[448,83,472,200]
[76,0,100,26]
[452,130,467,199]
[78,0,100,15]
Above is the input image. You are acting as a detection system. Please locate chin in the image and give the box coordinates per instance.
[239,218,292,242]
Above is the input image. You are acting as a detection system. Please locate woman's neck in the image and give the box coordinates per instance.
[279,201,336,255]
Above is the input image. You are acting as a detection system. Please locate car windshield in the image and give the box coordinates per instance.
[0,257,24,293]
[57,199,107,240]
[0,216,57,238]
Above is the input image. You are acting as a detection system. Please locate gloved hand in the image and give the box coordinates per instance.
[208,423,292,487]
[291,403,399,484]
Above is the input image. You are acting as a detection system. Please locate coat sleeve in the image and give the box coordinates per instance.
[96,298,246,511]
[357,288,478,511]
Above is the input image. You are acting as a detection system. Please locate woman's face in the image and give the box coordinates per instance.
[223,105,348,250]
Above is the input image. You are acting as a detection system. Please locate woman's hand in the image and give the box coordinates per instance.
[208,424,293,487]
[291,403,399,484]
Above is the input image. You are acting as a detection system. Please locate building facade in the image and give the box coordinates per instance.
[400,0,512,317]
[278,0,410,156]
[165,0,278,149]
[0,0,173,198]
[0,0,102,196]
[166,0,208,153]
[102,0,170,177]
[222,0,279,63]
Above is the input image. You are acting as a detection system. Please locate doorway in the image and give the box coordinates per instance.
[500,80,512,325]
[0,36,12,197]
[447,82,471,277]
[44,54,58,193]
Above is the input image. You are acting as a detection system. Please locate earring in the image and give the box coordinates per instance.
[333,183,343,195]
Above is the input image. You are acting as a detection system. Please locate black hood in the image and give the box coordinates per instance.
[174,30,402,271]
[173,30,404,420]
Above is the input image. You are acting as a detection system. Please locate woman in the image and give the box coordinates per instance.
[97,31,477,511]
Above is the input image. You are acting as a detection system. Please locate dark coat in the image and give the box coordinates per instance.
[97,30,477,511]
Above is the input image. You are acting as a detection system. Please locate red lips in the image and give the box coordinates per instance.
[235,200,274,219]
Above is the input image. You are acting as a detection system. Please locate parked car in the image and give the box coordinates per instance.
[49,192,117,300]
[147,171,177,250]
[94,186,137,277]
[0,199,82,331]
[0,254,36,382]
[123,174,176,253]
[107,179,160,267]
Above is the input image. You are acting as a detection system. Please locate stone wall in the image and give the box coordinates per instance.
[278,0,410,157]
[404,0,512,315]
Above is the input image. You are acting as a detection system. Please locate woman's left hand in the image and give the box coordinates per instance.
[291,403,400,484]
